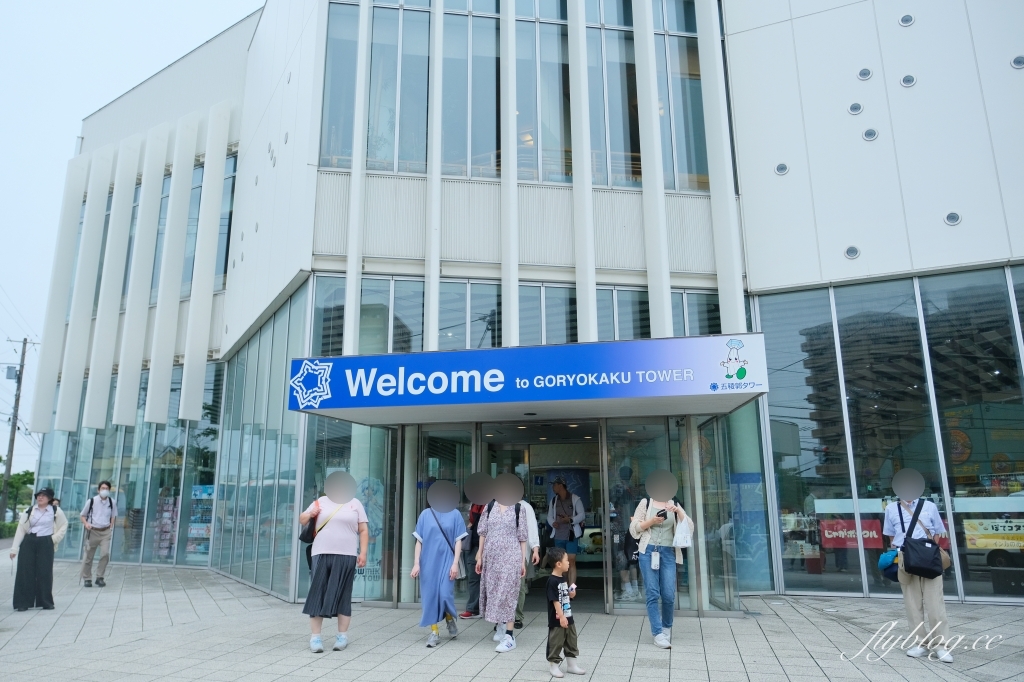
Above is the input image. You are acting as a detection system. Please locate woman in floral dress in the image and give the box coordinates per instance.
[476,501,527,652]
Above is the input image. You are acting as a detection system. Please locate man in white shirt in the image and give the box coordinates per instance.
[515,499,541,628]
[882,477,953,663]
[80,481,116,587]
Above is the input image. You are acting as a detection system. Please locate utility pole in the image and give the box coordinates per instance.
[1,338,28,518]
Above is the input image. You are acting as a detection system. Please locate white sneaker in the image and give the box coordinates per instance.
[549,662,565,678]
[663,627,671,640]
[906,645,928,658]
[654,633,671,649]
[933,647,953,663]
[495,634,517,653]
[565,657,585,675]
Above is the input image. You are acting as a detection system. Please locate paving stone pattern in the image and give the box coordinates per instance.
[0,562,1020,681]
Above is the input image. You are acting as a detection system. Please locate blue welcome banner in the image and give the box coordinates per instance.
[288,334,767,424]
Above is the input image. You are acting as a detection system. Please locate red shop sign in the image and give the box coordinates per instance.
[820,519,884,549]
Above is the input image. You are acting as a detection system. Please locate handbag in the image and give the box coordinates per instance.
[672,510,694,548]
[902,501,951,570]
[430,509,467,580]
[878,548,899,582]
[299,500,343,544]
[898,499,944,579]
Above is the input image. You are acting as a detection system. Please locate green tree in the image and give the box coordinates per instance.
[7,470,35,515]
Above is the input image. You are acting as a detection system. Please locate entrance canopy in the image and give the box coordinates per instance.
[288,334,768,425]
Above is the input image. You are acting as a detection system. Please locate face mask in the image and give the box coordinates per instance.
[99,490,109,499]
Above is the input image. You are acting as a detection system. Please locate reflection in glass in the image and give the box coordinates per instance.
[142,367,187,565]
[439,281,468,350]
[320,3,360,168]
[671,291,685,337]
[312,276,345,357]
[398,10,431,173]
[687,292,720,335]
[667,36,708,190]
[472,16,501,178]
[605,30,641,187]
[366,8,400,172]
[176,363,223,567]
[586,28,608,185]
[616,289,650,340]
[359,278,392,354]
[597,288,615,341]
[919,270,1024,598]
[520,285,543,346]
[604,0,633,27]
[121,184,141,309]
[471,282,501,348]
[545,286,577,345]
[539,23,572,182]
[179,167,205,299]
[392,279,424,352]
[516,0,535,17]
[759,290,863,593]
[149,176,172,306]
[654,35,674,190]
[585,0,600,24]
[111,372,152,563]
[516,21,539,180]
[665,0,696,33]
[539,0,567,20]
[442,14,469,175]
[834,280,953,595]
[214,156,237,292]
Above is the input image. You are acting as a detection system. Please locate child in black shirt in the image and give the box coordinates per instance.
[545,547,585,677]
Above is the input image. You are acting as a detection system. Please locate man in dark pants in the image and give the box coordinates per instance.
[459,502,484,619]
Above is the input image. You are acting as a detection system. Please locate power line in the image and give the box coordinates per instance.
[0,283,38,339]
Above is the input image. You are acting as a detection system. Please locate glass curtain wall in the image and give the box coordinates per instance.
[670,290,721,337]
[438,280,502,349]
[358,276,425,354]
[515,3,572,182]
[214,156,238,291]
[366,1,431,173]
[320,2,361,169]
[91,192,113,315]
[441,2,501,178]
[148,175,172,305]
[120,184,142,310]
[519,283,577,346]
[213,283,307,596]
[596,286,650,341]
[179,166,205,298]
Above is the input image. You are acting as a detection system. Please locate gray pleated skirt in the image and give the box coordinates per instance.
[303,553,357,618]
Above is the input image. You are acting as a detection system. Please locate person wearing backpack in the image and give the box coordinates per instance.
[882,469,953,663]
[547,477,585,587]
[476,473,528,653]
[80,481,116,587]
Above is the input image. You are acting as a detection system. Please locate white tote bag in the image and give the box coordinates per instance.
[673,511,694,548]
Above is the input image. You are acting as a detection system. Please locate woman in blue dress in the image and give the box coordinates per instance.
[411,481,468,647]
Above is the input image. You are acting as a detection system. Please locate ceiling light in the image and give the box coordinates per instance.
[485,434,493,437]
[539,437,547,440]
[627,430,635,433]
[517,426,527,429]
[584,436,592,439]
[568,424,578,428]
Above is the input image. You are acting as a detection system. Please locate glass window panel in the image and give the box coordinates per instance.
[142,367,187,565]
[398,10,431,173]
[585,0,600,24]
[392,279,424,352]
[671,291,685,337]
[665,0,696,33]
[652,0,664,30]
[616,289,650,340]
[180,168,205,298]
[654,35,674,190]
[597,288,615,341]
[149,176,172,305]
[176,363,223,567]
[121,185,141,310]
[367,8,400,172]
[312,276,345,356]
[221,344,247,571]
[539,23,572,182]
[111,372,152,563]
[759,290,862,593]
[544,286,577,344]
[604,0,633,27]
[516,21,539,181]
[242,323,274,583]
[471,282,502,348]
[1013,265,1024,333]
[519,285,543,346]
[473,0,499,12]
[442,14,469,176]
[539,0,567,20]
[92,194,112,315]
[586,28,608,185]
[687,292,720,335]
[834,280,954,596]
[438,281,468,350]
[320,3,361,168]
[447,0,468,9]
[605,30,642,187]
[214,161,236,292]
[405,0,430,6]
[472,16,501,178]
[919,270,1024,599]
[516,0,534,17]
[359,278,392,354]
[668,36,708,190]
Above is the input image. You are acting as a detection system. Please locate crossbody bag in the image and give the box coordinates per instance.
[430,509,467,579]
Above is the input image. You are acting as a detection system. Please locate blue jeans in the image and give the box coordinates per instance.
[638,546,676,635]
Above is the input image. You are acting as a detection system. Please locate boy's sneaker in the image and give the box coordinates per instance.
[446,619,458,637]
[310,635,324,653]
[495,634,517,653]
[549,662,565,678]
[426,632,440,648]
[565,657,586,675]
[653,633,671,649]
[333,633,348,651]
[459,611,481,619]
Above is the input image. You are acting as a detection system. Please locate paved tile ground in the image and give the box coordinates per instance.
[0,561,1020,681]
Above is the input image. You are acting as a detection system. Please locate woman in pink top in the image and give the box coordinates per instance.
[299,480,368,654]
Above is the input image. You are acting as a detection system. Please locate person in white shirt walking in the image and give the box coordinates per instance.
[80,481,116,587]
[882,468,954,664]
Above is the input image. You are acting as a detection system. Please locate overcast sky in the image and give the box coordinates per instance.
[0,1,265,475]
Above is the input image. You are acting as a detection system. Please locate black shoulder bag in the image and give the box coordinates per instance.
[899,499,943,579]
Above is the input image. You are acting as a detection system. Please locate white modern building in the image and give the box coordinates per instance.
[31,0,1024,610]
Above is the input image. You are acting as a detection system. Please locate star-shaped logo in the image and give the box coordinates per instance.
[290,360,333,409]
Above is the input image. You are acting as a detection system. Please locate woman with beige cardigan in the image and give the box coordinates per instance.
[10,488,68,611]
[629,471,692,650]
